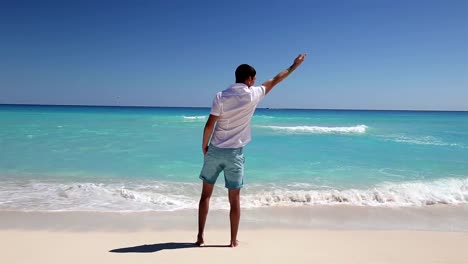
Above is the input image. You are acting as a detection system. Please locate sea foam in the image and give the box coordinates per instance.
[0,177,466,212]
[242,178,468,208]
[183,116,207,120]
[380,135,463,148]
[259,125,368,134]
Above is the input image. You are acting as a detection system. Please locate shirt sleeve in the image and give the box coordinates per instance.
[210,93,222,116]
[253,85,266,102]
[260,85,266,98]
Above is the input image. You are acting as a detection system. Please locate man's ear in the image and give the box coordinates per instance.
[246,76,254,86]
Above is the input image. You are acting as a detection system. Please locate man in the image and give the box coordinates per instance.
[196,54,307,247]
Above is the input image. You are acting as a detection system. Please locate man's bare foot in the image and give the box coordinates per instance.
[195,234,204,246]
[230,240,239,247]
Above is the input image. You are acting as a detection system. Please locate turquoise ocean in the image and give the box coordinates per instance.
[1,105,467,212]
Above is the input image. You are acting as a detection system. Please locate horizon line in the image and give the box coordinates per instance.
[0,103,467,112]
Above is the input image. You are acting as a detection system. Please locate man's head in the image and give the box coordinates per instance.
[235,64,256,86]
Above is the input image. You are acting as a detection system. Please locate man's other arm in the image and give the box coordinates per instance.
[202,114,219,155]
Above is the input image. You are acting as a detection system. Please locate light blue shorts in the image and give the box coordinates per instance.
[199,144,245,189]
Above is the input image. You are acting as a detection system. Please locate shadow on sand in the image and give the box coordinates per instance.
[110,242,230,253]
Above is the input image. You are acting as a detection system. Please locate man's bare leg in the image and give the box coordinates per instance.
[196,181,214,246]
[228,188,241,247]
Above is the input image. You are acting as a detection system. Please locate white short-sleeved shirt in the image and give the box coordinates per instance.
[209,83,266,148]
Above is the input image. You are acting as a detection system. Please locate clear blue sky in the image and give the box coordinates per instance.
[1,0,467,110]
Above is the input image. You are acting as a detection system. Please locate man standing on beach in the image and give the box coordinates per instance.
[196,54,307,247]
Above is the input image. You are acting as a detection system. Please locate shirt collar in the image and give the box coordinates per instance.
[231,83,249,89]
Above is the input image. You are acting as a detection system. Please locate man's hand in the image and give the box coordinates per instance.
[202,145,209,155]
[293,54,307,67]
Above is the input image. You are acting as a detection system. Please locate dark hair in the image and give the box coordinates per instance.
[235,64,256,83]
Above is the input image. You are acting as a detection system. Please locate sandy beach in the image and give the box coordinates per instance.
[3,228,468,264]
[2,207,468,264]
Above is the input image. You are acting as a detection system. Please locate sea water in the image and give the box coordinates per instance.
[1,105,467,212]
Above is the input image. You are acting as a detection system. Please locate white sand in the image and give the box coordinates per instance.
[2,229,468,264]
[2,208,468,264]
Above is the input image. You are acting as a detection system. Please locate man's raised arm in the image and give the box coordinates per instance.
[262,54,307,95]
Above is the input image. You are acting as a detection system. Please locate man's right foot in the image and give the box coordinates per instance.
[195,234,204,246]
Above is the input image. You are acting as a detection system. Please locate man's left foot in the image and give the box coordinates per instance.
[230,240,239,247]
